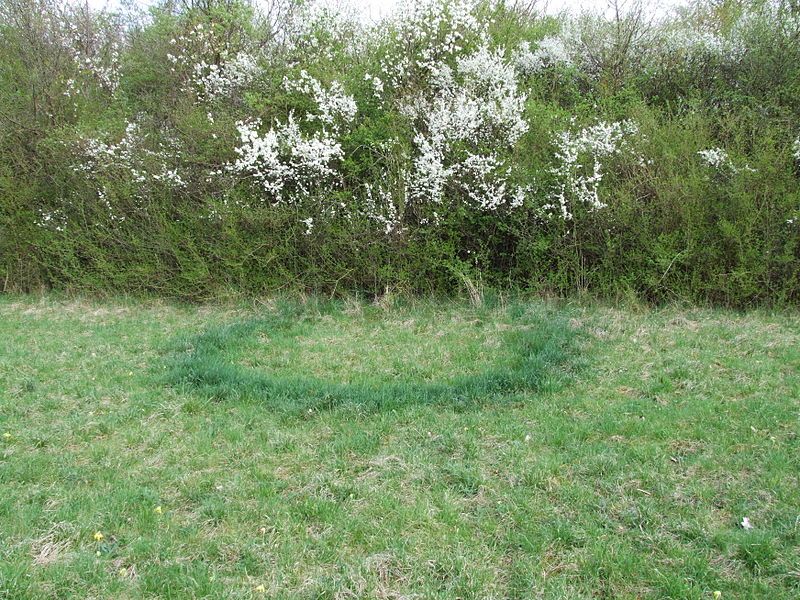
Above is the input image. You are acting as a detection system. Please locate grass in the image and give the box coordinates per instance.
[165,300,578,413]
[0,295,798,599]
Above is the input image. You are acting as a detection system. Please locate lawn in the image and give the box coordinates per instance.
[0,295,798,599]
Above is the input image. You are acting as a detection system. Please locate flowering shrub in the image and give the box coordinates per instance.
[193,51,259,101]
[341,1,534,233]
[512,37,572,76]
[377,0,488,91]
[226,71,355,206]
[166,20,259,102]
[278,3,369,65]
[653,21,747,70]
[282,71,357,130]
[229,115,344,204]
[697,147,756,175]
[65,119,186,227]
[75,121,185,189]
[1,0,799,305]
[546,120,641,221]
[402,44,529,213]
[63,26,122,97]
[697,147,734,170]
[35,207,68,232]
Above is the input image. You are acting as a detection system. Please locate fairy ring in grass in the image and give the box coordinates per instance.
[165,301,579,413]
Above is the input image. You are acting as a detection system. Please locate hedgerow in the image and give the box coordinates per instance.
[0,0,798,304]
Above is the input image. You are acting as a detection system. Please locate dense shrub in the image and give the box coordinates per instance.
[0,0,798,305]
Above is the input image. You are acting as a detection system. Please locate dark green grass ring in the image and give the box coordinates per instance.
[164,301,581,414]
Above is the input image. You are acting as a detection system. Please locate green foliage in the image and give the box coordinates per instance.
[0,0,799,305]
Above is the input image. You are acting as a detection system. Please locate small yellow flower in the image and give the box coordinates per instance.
[118,568,128,577]
[93,531,104,541]
[2,432,11,439]
[713,592,722,599]
[154,505,163,514]
[255,584,266,593]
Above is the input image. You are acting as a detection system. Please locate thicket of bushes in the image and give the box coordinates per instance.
[0,0,798,304]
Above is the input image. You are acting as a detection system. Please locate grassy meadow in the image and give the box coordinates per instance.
[0,295,798,598]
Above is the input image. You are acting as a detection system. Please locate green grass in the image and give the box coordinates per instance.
[0,295,799,599]
[165,300,578,413]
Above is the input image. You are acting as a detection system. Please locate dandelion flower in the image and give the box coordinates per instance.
[93,531,104,541]
[255,584,266,593]
[154,505,163,514]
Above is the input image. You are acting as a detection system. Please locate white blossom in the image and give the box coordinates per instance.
[72,117,187,217]
[60,16,122,96]
[512,37,572,76]
[378,0,488,92]
[228,115,344,203]
[697,147,755,174]
[363,181,403,234]
[193,51,260,101]
[364,73,384,98]
[35,207,68,232]
[549,120,641,221]
[165,21,260,102]
[403,44,529,211]
[226,71,357,206]
[283,71,357,129]
[697,147,732,170]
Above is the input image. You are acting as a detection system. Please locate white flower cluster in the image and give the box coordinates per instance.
[278,4,368,63]
[547,120,641,221]
[697,147,733,170]
[553,17,628,79]
[653,2,800,73]
[378,0,488,91]
[697,147,756,175]
[229,116,343,203]
[402,44,529,211]
[363,182,402,234]
[363,73,385,99]
[36,207,68,232]
[77,121,185,187]
[512,37,571,76]
[72,119,186,223]
[167,22,259,102]
[295,1,531,231]
[69,46,121,95]
[283,70,357,129]
[546,10,752,82]
[60,17,123,96]
[659,25,746,65]
[228,73,355,204]
[192,51,259,101]
[793,137,800,162]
